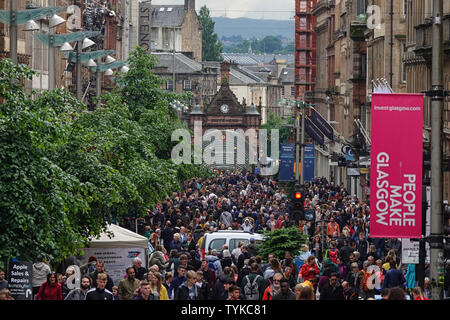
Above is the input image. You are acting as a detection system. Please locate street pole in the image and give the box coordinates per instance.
[300,100,306,185]
[76,40,82,100]
[48,0,56,90]
[418,186,427,289]
[96,58,101,109]
[295,102,300,183]
[430,0,444,300]
[173,26,176,93]
[9,0,17,65]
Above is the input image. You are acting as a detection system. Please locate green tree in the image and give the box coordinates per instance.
[0,60,94,267]
[199,5,223,61]
[258,227,309,260]
[0,49,214,270]
[260,111,293,156]
[260,36,283,54]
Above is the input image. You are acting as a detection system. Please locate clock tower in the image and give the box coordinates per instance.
[188,61,261,169]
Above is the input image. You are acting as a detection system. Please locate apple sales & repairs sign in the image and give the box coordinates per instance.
[370,93,423,238]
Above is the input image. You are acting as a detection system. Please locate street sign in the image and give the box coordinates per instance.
[280,143,295,181]
[401,186,431,264]
[304,144,315,182]
[347,167,360,176]
[139,1,152,52]
[360,167,370,174]
[7,260,33,300]
[303,116,325,145]
[310,108,334,140]
[342,144,355,161]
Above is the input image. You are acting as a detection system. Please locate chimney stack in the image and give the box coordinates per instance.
[185,0,195,11]
[221,61,231,85]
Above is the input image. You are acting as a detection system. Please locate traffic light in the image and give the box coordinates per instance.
[291,185,305,223]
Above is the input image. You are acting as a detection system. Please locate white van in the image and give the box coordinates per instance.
[200,230,265,259]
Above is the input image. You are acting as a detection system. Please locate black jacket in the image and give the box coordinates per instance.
[174,282,200,300]
[195,280,210,300]
[85,287,113,301]
[132,292,155,300]
[221,257,233,270]
[90,271,114,293]
[339,245,353,264]
[212,274,229,300]
[319,283,345,300]
[133,266,147,281]
[237,251,251,271]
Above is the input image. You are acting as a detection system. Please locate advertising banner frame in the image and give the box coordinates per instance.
[369,93,423,239]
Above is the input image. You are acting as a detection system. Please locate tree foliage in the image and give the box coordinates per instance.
[258,227,309,260]
[0,49,213,269]
[199,5,223,61]
[260,111,294,156]
[223,37,294,54]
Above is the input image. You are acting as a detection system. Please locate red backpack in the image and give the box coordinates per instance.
[328,248,339,264]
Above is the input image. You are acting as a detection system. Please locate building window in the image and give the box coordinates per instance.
[361,104,367,131]
[166,79,173,91]
[357,0,366,16]
[291,86,295,96]
[401,44,407,83]
[183,80,191,90]
[403,0,408,19]
[281,86,285,96]
[360,53,367,79]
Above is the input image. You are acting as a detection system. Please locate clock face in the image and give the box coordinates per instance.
[220,104,229,114]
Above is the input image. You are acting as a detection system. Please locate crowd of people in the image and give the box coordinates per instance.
[1,170,449,301]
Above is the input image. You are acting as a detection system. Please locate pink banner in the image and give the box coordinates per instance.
[370,93,423,238]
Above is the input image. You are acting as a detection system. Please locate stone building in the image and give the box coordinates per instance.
[404,0,450,200]
[151,52,218,106]
[307,0,369,197]
[0,0,71,91]
[364,0,408,136]
[188,61,261,170]
[150,0,202,62]
[0,0,139,105]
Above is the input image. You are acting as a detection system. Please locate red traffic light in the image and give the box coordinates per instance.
[295,192,302,199]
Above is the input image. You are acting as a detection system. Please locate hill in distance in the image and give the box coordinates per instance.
[212,17,294,41]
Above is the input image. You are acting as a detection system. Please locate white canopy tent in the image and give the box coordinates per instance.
[88,224,149,249]
[81,224,149,285]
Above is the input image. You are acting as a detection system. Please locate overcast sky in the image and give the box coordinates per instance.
[150,0,296,20]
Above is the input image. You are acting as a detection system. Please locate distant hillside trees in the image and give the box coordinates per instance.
[199,6,223,61]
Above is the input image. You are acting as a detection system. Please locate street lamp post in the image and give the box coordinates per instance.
[9,0,17,65]
[430,0,444,300]
[0,3,65,65]
[76,40,83,100]
[295,105,300,183]
[96,57,101,108]
[48,0,57,90]
[300,100,306,185]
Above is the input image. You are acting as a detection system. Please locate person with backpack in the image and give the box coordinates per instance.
[326,241,339,265]
[240,263,266,300]
[262,273,283,300]
[205,249,223,277]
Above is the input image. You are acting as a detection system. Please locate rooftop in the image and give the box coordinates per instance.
[152,52,202,74]
[222,53,295,65]
[151,5,185,27]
